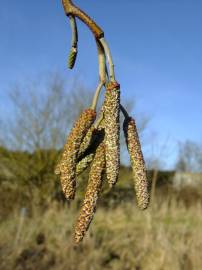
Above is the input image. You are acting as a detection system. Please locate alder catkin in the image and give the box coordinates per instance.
[76,153,94,175]
[54,126,95,175]
[55,127,104,177]
[76,128,105,175]
[104,81,120,186]
[74,143,105,243]
[56,153,95,176]
[60,108,96,200]
[78,126,95,157]
[123,117,149,210]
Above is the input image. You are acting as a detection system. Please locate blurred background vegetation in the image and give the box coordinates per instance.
[0,73,202,270]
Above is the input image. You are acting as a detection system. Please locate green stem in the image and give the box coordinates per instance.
[62,0,104,39]
[69,15,78,48]
[99,37,115,81]
[96,39,107,84]
[91,82,104,111]
[120,104,129,119]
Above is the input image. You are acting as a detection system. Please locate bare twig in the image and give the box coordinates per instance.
[62,0,104,38]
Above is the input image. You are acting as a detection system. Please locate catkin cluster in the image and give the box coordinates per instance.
[54,80,150,243]
[54,82,150,243]
[58,108,96,199]
[59,1,150,243]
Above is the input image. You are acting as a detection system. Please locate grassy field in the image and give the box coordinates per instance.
[1,197,202,270]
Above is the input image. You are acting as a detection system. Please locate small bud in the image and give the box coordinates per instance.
[54,163,61,175]
[68,47,77,69]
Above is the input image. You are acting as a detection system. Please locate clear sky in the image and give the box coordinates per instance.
[0,0,202,168]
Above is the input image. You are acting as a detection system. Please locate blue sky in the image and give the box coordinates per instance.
[0,0,202,168]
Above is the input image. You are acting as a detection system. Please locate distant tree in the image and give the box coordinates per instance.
[0,72,95,203]
[176,140,202,172]
[0,72,94,151]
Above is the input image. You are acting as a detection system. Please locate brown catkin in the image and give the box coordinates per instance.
[60,108,96,200]
[74,143,105,243]
[123,117,149,210]
[104,81,120,186]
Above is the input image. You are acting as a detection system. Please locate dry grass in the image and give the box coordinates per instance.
[1,198,202,270]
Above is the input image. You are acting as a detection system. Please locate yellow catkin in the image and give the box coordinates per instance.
[123,117,149,210]
[74,143,105,243]
[104,81,120,186]
[55,127,104,177]
[78,126,95,157]
[54,126,95,175]
[55,153,94,176]
[60,108,96,200]
[76,153,94,175]
[76,128,105,175]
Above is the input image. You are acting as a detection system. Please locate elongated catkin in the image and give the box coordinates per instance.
[54,126,95,175]
[104,81,120,186]
[55,154,94,176]
[60,108,96,199]
[76,153,94,175]
[78,126,95,157]
[74,143,105,243]
[123,117,149,210]
[76,127,105,175]
[55,127,104,177]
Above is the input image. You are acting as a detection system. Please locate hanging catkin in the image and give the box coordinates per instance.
[56,153,94,176]
[123,117,149,210]
[78,126,96,157]
[60,108,96,199]
[76,153,94,175]
[74,142,105,243]
[76,127,105,175]
[104,81,120,186]
[55,125,104,176]
[54,126,95,175]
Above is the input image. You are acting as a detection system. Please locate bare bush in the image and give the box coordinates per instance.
[176,140,202,172]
